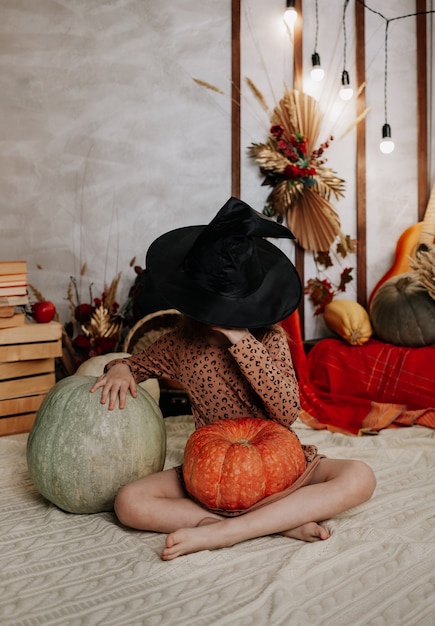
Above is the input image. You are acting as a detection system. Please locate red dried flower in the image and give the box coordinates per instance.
[74,303,93,323]
[270,124,284,138]
[284,164,301,179]
[72,334,92,351]
[90,336,118,357]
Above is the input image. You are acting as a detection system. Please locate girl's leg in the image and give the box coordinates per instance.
[114,468,223,533]
[162,458,376,560]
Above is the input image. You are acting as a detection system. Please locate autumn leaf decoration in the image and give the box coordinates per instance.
[248,87,346,252]
[305,267,354,315]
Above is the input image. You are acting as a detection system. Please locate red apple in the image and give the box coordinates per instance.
[32,301,56,324]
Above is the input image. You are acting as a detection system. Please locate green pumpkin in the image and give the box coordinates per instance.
[370,272,435,347]
[27,375,166,514]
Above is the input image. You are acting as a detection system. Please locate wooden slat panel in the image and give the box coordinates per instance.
[293,0,305,337]
[0,358,54,381]
[231,0,241,198]
[0,394,45,418]
[0,413,37,436]
[416,0,429,217]
[0,373,55,400]
[355,0,367,309]
[0,340,62,362]
[293,0,303,92]
[0,320,62,345]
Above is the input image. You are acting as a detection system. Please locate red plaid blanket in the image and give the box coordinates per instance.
[280,312,435,435]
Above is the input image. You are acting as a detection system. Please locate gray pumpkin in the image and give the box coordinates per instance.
[370,272,435,347]
[27,375,166,514]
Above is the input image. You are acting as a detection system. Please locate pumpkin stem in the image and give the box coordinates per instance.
[395,275,413,292]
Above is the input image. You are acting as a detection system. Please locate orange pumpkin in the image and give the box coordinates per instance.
[183,417,306,512]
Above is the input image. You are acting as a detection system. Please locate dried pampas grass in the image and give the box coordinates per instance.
[245,77,269,111]
[192,78,224,95]
[410,245,435,300]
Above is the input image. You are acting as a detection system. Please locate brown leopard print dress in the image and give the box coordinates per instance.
[107,325,321,515]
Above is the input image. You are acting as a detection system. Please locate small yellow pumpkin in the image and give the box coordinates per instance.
[323,299,372,346]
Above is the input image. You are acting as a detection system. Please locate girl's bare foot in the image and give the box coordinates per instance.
[281,522,330,542]
[161,519,330,560]
[162,523,234,560]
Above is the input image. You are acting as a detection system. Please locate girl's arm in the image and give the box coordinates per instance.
[227,328,300,427]
[90,330,180,409]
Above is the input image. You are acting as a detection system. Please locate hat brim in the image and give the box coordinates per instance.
[146,225,301,328]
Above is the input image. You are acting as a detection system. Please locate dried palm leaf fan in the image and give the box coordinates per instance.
[287,189,341,252]
[273,89,322,154]
[249,88,345,252]
[272,89,342,251]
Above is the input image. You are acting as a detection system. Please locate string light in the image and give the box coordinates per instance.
[340,0,353,100]
[310,0,324,82]
[340,70,353,101]
[284,0,297,30]
[380,123,394,154]
[379,21,394,153]
[357,1,435,153]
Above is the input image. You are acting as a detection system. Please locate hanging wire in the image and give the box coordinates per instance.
[354,1,435,131]
[383,20,389,124]
[242,1,279,108]
[356,1,434,24]
[313,0,319,54]
[342,0,350,72]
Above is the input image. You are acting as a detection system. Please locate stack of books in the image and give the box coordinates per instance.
[0,261,29,329]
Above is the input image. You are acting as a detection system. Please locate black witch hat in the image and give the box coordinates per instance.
[145,197,301,328]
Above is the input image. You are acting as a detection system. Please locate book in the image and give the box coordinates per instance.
[0,286,28,297]
[0,306,15,318]
[0,280,27,288]
[0,274,27,284]
[0,261,27,275]
[0,313,25,329]
[0,295,29,307]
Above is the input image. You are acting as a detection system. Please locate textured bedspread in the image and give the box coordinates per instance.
[1,416,434,626]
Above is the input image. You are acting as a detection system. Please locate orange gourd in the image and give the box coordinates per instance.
[183,417,306,512]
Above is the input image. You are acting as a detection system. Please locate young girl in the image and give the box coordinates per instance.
[91,197,376,561]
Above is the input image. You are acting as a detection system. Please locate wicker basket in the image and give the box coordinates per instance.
[123,309,182,355]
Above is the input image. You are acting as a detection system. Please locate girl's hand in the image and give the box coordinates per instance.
[90,363,137,410]
[211,326,249,345]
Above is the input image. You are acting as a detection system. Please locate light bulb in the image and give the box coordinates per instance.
[284,0,297,29]
[310,52,324,82]
[379,123,395,154]
[339,70,353,101]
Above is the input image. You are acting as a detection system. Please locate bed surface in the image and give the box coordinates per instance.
[1,416,434,626]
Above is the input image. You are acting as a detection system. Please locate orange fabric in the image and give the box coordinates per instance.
[280,311,435,435]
